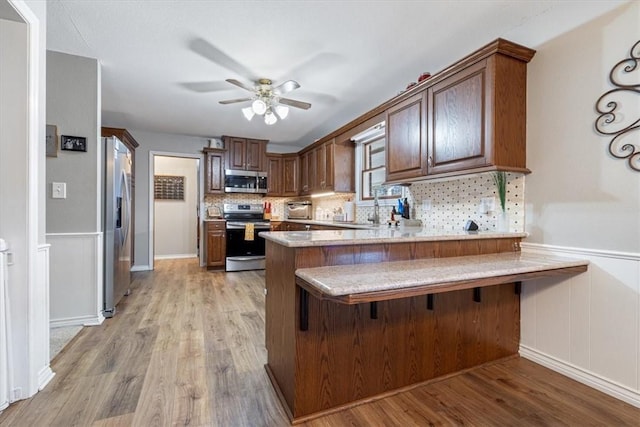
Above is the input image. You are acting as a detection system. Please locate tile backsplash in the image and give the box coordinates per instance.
[355,172,525,232]
[204,172,525,232]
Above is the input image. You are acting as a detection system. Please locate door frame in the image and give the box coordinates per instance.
[147,151,201,271]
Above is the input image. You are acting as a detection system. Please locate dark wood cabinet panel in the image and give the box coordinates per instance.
[223,136,267,172]
[282,154,299,196]
[205,220,226,268]
[314,144,326,190]
[266,154,282,196]
[427,60,489,174]
[299,138,352,195]
[299,150,313,196]
[385,93,427,182]
[203,148,224,194]
[425,54,529,176]
[246,139,265,171]
[332,137,354,193]
[225,136,247,170]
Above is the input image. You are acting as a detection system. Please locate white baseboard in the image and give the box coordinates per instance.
[50,314,104,328]
[153,254,197,260]
[131,265,151,272]
[520,345,640,408]
[37,366,55,391]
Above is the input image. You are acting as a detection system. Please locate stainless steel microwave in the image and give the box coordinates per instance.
[224,169,268,194]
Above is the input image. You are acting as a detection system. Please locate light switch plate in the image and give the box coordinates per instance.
[422,200,431,212]
[52,182,66,199]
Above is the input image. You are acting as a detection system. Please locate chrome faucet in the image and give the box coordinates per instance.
[368,188,380,225]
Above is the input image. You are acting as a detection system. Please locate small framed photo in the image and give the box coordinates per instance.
[61,135,87,152]
[46,124,58,157]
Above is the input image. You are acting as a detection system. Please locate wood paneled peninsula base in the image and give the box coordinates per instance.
[260,228,588,423]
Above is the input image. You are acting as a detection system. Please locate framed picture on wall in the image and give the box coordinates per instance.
[61,135,87,152]
[46,124,58,157]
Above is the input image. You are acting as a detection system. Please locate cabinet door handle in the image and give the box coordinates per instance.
[428,155,433,167]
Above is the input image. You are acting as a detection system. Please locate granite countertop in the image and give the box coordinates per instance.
[295,251,589,299]
[260,227,527,247]
[283,219,379,229]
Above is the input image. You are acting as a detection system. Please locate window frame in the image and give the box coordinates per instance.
[354,123,405,207]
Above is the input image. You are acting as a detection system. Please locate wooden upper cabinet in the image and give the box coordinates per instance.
[427,60,489,174]
[246,139,266,171]
[282,154,299,196]
[427,53,529,176]
[299,149,314,196]
[331,138,354,193]
[299,138,353,195]
[223,136,267,171]
[266,153,299,196]
[314,143,327,190]
[266,154,282,196]
[385,93,427,182]
[203,148,225,194]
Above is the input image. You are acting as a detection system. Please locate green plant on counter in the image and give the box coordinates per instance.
[493,171,507,212]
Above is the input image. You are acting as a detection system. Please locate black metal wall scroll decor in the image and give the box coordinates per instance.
[595,40,640,172]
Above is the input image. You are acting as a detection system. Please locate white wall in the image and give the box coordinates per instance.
[522,2,640,407]
[154,156,198,259]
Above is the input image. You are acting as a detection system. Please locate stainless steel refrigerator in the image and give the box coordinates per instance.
[103,136,132,317]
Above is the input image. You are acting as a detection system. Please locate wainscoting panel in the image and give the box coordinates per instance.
[46,233,104,327]
[520,243,640,408]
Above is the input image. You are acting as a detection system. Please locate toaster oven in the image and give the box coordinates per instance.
[286,202,312,220]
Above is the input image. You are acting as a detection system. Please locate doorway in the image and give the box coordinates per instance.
[151,154,200,262]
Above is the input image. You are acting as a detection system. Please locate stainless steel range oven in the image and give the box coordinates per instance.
[223,203,270,272]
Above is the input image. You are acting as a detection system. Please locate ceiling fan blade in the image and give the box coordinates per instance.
[273,80,300,95]
[219,97,253,105]
[225,79,256,92]
[278,97,312,110]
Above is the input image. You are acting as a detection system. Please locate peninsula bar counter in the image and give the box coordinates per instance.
[260,228,588,423]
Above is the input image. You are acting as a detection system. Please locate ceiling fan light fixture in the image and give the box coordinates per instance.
[242,107,255,121]
[264,110,277,125]
[275,105,289,120]
[252,99,267,115]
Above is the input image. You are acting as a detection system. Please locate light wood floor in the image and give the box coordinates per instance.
[1,259,638,426]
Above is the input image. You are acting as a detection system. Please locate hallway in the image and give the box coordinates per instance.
[0,259,637,426]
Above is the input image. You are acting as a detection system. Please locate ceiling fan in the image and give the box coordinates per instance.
[219,78,312,125]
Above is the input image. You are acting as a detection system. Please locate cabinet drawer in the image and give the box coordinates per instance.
[206,221,226,231]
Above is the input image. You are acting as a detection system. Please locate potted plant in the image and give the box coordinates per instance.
[493,171,508,231]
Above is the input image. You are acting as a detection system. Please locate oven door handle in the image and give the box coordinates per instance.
[226,224,245,229]
[226,256,266,261]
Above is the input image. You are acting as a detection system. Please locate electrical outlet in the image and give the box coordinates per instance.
[422,200,431,212]
[480,197,495,213]
[52,182,66,199]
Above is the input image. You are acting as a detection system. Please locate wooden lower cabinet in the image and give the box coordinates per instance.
[205,220,226,269]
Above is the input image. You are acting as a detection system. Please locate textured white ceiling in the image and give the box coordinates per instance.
[45,0,628,150]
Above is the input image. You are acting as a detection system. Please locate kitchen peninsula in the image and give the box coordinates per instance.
[261,228,588,423]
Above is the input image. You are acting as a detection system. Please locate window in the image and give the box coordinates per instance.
[354,122,404,204]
